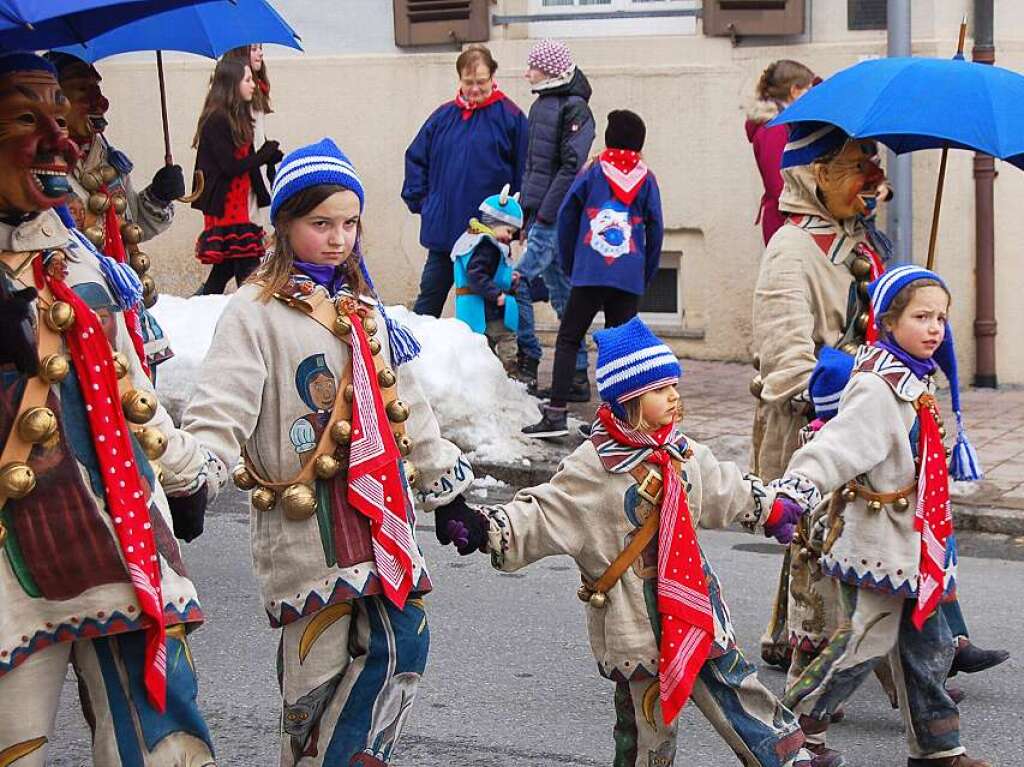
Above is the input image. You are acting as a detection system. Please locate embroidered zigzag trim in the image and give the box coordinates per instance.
[268,570,432,628]
[854,345,920,400]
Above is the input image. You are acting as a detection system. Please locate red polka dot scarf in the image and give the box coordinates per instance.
[593,404,712,724]
[599,149,649,206]
[33,255,167,712]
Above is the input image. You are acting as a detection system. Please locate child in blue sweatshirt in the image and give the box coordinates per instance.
[524,110,664,437]
[450,186,524,372]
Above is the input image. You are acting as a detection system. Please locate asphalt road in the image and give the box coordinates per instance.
[47,485,1024,766]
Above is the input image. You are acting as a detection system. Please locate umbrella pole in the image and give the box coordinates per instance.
[925,15,969,270]
[156,50,204,202]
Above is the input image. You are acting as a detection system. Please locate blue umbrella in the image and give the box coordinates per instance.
[0,0,220,50]
[769,56,1024,170]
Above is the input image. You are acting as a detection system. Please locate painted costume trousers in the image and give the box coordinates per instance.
[0,629,214,767]
[783,583,962,760]
[613,647,809,767]
[278,595,429,767]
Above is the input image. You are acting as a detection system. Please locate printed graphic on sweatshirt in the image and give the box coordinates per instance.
[584,199,636,263]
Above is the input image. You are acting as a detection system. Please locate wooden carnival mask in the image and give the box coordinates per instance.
[813,139,886,222]
[56,60,108,144]
[0,67,79,214]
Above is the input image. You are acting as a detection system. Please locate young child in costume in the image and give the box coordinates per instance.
[440,317,813,767]
[772,266,990,767]
[181,138,478,766]
[525,110,664,438]
[449,185,523,372]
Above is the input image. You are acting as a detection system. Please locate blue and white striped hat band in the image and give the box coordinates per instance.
[270,137,365,222]
[596,345,678,398]
[780,122,849,169]
[593,318,682,415]
[868,265,947,326]
[479,184,524,229]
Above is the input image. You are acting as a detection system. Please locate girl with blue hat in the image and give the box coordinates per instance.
[771,265,992,767]
[181,138,479,765]
[434,317,814,767]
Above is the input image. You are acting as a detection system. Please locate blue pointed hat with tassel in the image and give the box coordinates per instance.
[868,264,983,481]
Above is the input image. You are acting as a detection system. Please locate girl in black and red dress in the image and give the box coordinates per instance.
[191,57,282,294]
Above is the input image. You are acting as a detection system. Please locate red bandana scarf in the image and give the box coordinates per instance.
[454,87,505,120]
[32,255,167,711]
[345,313,416,608]
[912,393,954,629]
[99,187,150,378]
[594,404,712,724]
[599,149,649,206]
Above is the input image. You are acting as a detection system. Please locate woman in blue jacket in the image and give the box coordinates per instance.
[524,110,664,438]
[402,44,528,317]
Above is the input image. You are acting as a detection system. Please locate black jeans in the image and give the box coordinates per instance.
[550,286,639,407]
[412,249,454,317]
[200,257,260,295]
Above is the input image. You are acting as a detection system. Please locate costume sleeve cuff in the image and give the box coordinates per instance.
[415,454,474,511]
[767,473,823,514]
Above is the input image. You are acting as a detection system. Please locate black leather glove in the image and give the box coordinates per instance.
[256,140,283,166]
[149,164,186,205]
[168,485,208,543]
[434,495,489,555]
[0,285,38,376]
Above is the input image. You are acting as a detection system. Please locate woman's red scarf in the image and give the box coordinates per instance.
[454,87,505,120]
[599,148,649,205]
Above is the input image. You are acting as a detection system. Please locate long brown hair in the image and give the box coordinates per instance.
[192,58,254,149]
[756,59,816,103]
[252,184,372,302]
[223,45,272,114]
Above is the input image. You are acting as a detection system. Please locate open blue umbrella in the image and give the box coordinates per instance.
[0,0,219,50]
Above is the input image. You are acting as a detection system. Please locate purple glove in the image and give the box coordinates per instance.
[764,497,804,545]
[433,495,488,556]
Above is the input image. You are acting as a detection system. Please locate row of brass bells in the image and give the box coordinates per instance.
[0,461,36,500]
[17,406,59,447]
[251,486,277,512]
[281,483,317,520]
[749,375,764,399]
[134,427,168,460]
[122,389,158,424]
[386,400,410,424]
[855,312,870,334]
[840,486,858,503]
[797,546,815,563]
[44,301,76,333]
[866,500,883,513]
[112,352,130,379]
[850,253,873,280]
[83,225,105,248]
[129,250,151,274]
[79,164,118,192]
[576,584,608,609]
[333,315,352,337]
[88,191,111,215]
[402,460,418,487]
[840,341,860,357]
[394,431,413,457]
[377,368,397,389]
[232,464,258,490]
[122,223,144,246]
[330,419,352,445]
[314,454,342,480]
[141,273,157,309]
[39,353,70,384]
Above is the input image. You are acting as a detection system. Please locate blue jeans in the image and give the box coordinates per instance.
[412,249,453,317]
[515,222,587,371]
[941,598,969,640]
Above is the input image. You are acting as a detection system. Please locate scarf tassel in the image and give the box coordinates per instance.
[949,412,983,482]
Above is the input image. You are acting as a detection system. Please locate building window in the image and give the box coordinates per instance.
[524,0,698,38]
[638,251,684,326]
[847,0,887,31]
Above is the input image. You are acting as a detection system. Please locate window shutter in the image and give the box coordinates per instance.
[702,0,805,40]
[393,0,490,47]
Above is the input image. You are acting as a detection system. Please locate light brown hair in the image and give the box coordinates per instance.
[192,58,254,149]
[622,395,685,432]
[877,278,951,335]
[252,184,372,303]
[223,45,272,114]
[456,44,498,77]
[756,59,816,103]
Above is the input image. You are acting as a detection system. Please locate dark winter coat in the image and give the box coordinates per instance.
[402,96,528,254]
[557,161,664,296]
[521,68,595,226]
[466,238,507,322]
[191,113,271,218]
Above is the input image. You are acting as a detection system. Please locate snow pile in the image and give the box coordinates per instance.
[151,296,541,464]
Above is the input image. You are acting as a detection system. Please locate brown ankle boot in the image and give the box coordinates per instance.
[906,754,992,767]
[807,743,846,767]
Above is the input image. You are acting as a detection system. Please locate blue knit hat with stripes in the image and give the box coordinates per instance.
[868,264,982,481]
[270,137,364,222]
[594,317,681,417]
[781,121,848,169]
[809,347,855,421]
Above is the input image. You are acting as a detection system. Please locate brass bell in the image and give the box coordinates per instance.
[386,400,410,424]
[314,454,342,480]
[121,389,158,424]
[231,464,258,490]
[394,432,413,457]
[141,273,156,299]
[855,312,870,334]
[17,406,58,445]
[798,547,813,562]
[576,584,593,603]
[333,315,352,337]
[402,460,418,487]
[895,496,910,511]
[281,483,317,520]
[330,420,352,444]
[857,280,871,300]
[87,192,110,214]
[0,462,36,499]
[39,353,70,384]
[588,592,608,609]
[362,317,378,336]
[112,352,130,379]
[45,301,76,332]
[120,223,144,245]
[251,486,277,512]
[129,250,151,275]
[111,195,128,216]
[343,384,354,403]
[368,338,382,356]
[749,375,764,399]
[79,169,103,192]
[377,368,397,389]
[99,164,118,184]
[866,499,883,513]
[0,521,5,547]
[841,342,860,357]
[154,462,165,486]
[851,254,873,280]
[938,426,947,439]
[134,427,168,460]
[83,225,106,247]
[841,486,858,503]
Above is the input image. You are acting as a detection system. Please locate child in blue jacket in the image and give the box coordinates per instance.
[450,186,524,372]
[524,110,664,437]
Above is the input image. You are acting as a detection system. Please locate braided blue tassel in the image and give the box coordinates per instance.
[383,311,421,367]
[948,412,983,481]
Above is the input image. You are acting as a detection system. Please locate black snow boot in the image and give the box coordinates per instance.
[522,406,568,439]
[532,371,591,403]
[511,351,540,387]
